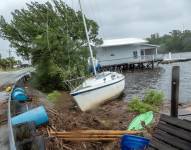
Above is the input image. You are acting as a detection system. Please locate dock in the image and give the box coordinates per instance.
[99,55,191,71]
[148,114,191,150]
[160,58,191,64]
[99,56,163,71]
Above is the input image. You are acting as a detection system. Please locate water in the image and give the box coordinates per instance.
[123,52,191,103]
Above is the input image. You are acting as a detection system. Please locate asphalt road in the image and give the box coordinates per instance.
[0,68,33,87]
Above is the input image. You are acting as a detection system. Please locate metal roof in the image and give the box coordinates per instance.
[100,38,147,47]
[141,43,160,47]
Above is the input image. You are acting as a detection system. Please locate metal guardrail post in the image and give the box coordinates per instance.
[8,71,32,150]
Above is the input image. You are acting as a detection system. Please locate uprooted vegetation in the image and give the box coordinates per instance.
[128,89,164,113]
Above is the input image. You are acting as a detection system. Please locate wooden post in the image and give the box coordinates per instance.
[151,61,154,69]
[171,66,180,117]
[151,55,155,69]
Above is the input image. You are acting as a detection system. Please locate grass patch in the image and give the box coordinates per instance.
[128,89,164,113]
[47,91,61,102]
[128,96,156,113]
[143,89,164,106]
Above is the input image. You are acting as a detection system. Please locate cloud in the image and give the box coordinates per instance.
[0,0,191,57]
[81,0,191,39]
[0,0,47,57]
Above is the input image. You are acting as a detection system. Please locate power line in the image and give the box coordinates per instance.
[8,49,17,58]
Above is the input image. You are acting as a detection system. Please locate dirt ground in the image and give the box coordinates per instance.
[0,88,9,150]
[26,85,157,150]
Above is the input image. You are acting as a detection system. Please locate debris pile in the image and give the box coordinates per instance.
[28,88,139,150]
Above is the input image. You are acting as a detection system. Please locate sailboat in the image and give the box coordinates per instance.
[70,0,125,111]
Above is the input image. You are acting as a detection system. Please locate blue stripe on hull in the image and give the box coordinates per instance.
[71,78,125,96]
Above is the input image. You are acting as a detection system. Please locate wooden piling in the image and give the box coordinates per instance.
[151,61,154,69]
[171,66,180,117]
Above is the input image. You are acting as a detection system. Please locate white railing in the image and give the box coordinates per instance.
[140,54,164,61]
[63,76,86,91]
[99,54,164,64]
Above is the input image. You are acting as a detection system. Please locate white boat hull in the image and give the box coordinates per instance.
[72,79,125,111]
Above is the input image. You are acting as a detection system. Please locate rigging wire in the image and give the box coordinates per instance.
[70,0,90,70]
[64,0,87,82]
[90,0,105,39]
[88,0,105,39]
[46,7,51,53]
[78,0,97,75]
[75,0,89,73]
[64,0,71,78]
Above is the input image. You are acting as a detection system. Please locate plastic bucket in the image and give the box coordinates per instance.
[11,106,49,126]
[13,87,26,93]
[121,134,150,150]
[12,91,28,102]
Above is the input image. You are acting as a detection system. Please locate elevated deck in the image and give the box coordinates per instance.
[99,55,164,70]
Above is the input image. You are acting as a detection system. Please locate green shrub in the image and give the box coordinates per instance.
[128,96,155,113]
[31,59,65,92]
[143,89,164,106]
[128,89,164,113]
[47,91,61,102]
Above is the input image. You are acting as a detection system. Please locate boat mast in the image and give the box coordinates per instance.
[78,0,97,75]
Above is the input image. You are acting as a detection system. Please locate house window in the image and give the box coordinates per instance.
[141,50,144,56]
[133,51,138,59]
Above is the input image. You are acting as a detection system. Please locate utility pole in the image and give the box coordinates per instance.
[8,49,11,58]
[8,49,17,58]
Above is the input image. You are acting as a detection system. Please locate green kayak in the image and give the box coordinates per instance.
[128,111,153,131]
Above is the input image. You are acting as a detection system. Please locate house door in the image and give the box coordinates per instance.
[141,50,145,59]
[133,51,138,59]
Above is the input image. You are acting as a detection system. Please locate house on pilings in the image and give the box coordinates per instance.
[94,38,163,70]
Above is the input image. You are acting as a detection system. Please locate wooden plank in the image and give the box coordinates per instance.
[60,137,118,141]
[153,129,191,150]
[160,114,191,131]
[149,138,178,150]
[157,121,191,142]
[50,130,142,135]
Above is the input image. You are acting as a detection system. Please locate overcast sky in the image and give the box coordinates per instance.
[1,0,191,58]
